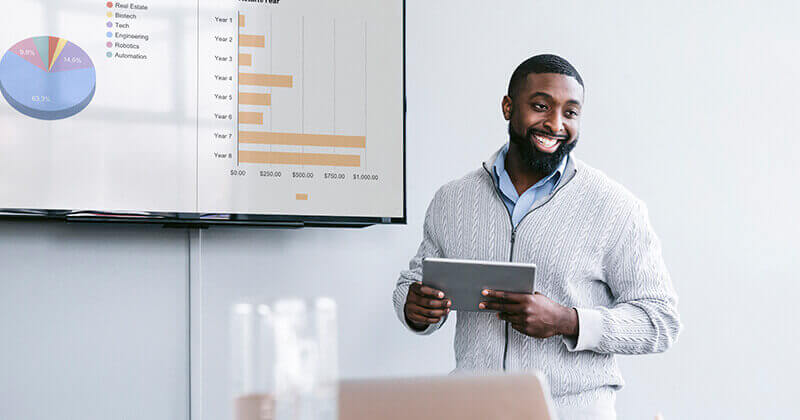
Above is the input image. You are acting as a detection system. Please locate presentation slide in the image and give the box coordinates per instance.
[0,0,405,220]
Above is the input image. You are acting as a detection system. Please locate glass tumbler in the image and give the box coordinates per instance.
[231,303,276,420]
[273,298,338,420]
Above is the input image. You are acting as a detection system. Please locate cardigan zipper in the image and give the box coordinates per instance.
[481,165,517,371]
[503,228,517,370]
[481,160,577,372]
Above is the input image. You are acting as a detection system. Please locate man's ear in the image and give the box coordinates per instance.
[502,96,513,121]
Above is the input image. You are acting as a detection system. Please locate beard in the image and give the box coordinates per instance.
[508,123,578,175]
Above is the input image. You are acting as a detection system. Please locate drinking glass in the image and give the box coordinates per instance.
[231,303,276,420]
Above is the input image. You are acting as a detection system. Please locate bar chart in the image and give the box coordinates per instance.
[197,0,404,218]
[236,12,367,169]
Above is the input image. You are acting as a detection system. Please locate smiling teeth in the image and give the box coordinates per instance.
[535,135,558,148]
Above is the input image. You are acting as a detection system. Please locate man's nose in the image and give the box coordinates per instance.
[543,112,564,134]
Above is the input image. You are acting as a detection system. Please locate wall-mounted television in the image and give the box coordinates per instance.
[0,0,406,228]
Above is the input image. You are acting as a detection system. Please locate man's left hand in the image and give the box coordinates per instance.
[479,289,579,339]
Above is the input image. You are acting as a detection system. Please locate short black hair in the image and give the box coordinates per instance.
[507,54,584,98]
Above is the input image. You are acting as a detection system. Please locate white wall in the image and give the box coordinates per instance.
[2,1,799,419]
[0,223,189,420]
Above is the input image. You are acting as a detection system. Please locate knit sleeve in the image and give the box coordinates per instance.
[564,199,682,354]
[392,189,449,335]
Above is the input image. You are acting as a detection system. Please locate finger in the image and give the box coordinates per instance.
[407,303,450,318]
[482,289,529,303]
[406,312,441,325]
[408,313,439,324]
[409,292,451,309]
[479,301,524,312]
[410,294,450,309]
[417,284,446,299]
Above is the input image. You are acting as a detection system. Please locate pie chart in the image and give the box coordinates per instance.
[0,36,96,120]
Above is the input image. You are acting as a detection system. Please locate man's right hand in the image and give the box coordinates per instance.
[404,282,451,331]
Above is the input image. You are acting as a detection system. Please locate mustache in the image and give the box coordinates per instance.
[527,128,568,140]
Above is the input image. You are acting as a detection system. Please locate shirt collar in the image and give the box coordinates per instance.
[492,142,510,181]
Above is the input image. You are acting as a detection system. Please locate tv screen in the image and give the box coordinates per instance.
[0,0,406,227]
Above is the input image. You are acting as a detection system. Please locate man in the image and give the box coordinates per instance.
[393,54,681,419]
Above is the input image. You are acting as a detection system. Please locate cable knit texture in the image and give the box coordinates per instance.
[393,149,681,411]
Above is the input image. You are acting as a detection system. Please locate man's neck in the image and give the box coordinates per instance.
[505,143,549,196]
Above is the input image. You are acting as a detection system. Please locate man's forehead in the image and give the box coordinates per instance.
[521,73,584,103]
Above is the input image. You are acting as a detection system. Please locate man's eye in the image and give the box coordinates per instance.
[566,110,579,118]
[532,103,547,111]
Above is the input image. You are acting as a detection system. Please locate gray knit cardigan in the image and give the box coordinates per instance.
[393,148,682,409]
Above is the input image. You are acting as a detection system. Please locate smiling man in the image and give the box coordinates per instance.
[393,54,682,419]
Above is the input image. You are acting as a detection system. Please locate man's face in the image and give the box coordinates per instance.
[502,73,584,174]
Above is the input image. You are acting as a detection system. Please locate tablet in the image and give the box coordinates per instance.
[422,257,536,312]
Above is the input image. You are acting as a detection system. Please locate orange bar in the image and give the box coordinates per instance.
[240,35,265,48]
[239,151,361,167]
[239,93,271,106]
[239,73,293,88]
[239,132,365,148]
[239,53,252,66]
[239,15,245,27]
[239,112,263,125]
[296,193,309,201]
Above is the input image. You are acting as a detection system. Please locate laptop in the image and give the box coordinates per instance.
[339,373,557,420]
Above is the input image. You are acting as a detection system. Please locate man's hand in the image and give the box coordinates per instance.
[478,289,578,339]
[404,282,451,331]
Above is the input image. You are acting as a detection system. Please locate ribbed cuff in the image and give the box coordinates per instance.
[562,307,603,352]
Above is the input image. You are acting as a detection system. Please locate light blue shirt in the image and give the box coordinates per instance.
[492,143,568,227]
